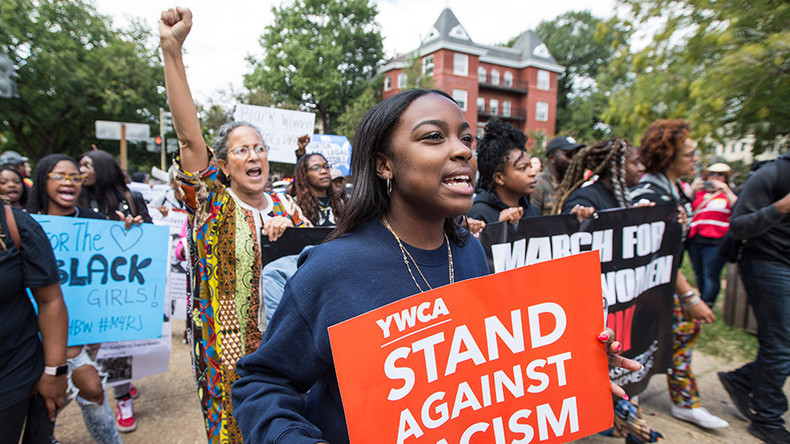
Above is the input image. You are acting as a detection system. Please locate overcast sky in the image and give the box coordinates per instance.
[94,0,617,103]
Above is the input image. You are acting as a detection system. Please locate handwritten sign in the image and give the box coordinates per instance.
[329,252,612,444]
[308,134,352,176]
[32,215,169,346]
[233,104,316,164]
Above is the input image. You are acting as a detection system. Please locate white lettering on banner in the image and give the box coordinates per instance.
[491,229,613,272]
[600,255,674,305]
[376,297,450,338]
[622,221,665,259]
[232,104,316,163]
[396,395,579,444]
[383,305,567,401]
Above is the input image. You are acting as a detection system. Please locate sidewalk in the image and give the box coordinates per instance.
[54,320,788,443]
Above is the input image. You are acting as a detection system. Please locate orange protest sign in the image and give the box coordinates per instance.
[329,251,613,444]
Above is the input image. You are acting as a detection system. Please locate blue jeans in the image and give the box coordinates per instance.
[687,238,725,306]
[731,258,790,429]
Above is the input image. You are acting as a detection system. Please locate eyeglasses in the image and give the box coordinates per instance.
[681,150,699,158]
[308,164,331,172]
[228,145,269,158]
[48,172,85,184]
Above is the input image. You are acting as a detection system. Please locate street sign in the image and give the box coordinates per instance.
[95,120,150,141]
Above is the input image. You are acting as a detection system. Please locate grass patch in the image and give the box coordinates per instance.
[680,255,759,362]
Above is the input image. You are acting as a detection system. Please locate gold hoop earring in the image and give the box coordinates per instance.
[386,178,392,196]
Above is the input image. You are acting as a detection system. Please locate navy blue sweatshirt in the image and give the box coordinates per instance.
[233,219,490,443]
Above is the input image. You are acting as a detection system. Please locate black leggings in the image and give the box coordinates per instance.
[0,395,54,444]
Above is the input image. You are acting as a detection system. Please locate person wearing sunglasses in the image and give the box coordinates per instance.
[292,153,344,227]
[160,7,309,442]
[27,154,123,444]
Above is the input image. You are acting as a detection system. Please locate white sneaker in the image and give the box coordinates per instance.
[671,405,729,429]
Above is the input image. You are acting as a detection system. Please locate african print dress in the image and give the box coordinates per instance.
[176,152,306,443]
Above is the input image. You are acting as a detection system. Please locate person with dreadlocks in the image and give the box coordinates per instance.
[467,118,538,224]
[292,153,343,226]
[554,138,645,217]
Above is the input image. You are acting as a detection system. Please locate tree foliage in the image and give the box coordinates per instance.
[0,0,166,165]
[244,0,383,133]
[535,11,629,143]
[603,0,790,153]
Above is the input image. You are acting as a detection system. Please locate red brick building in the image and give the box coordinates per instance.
[380,8,564,141]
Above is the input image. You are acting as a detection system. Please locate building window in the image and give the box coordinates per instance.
[478,66,486,83]
[491,69,500,85]
[502,100,511,117]
[477,126,485,139]
[536,101,549,121]
[490,99,499,116]
[503,72,513,87]
[384,76,391,91]
[452,89,468,111]
[453,53,468,76]
[397,73,407,89]
[537,70,550,90]
[422,55,434,77]
[477,97,485,113]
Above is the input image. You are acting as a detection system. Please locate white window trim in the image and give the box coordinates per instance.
[453,89,468,111]
[536,101,549,122]
[453,53,468,76]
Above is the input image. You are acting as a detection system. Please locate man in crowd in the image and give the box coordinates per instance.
[532,136,584,215]
[719,151,790,442]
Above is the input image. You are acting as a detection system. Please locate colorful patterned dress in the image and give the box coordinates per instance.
[176,152,306,443]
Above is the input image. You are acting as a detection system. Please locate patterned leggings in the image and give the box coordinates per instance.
[667,296,702,408]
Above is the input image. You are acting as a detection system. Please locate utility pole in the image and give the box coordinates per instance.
[159,108,173,170]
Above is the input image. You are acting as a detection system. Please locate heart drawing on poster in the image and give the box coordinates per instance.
[110,225,144,252]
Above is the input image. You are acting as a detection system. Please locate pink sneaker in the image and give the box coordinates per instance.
[115,396,137,432]
[129,384,139,399]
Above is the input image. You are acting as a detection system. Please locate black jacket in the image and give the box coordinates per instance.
[730,153,790,266]
[467,189,538,224]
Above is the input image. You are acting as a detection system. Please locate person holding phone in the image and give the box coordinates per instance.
[688,162,737,307]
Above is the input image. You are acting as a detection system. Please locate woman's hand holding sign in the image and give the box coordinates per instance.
[598,328,643,400]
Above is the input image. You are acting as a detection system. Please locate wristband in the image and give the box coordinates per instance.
[44,364,68,376]
[679,289,696,301]
[681,295,702,310]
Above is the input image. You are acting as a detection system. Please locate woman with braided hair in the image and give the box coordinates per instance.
[467,118,538,224]
[292,153,343,226]
[555,138,645,217]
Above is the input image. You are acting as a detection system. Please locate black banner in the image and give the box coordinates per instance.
[477,204,681,395]
[260,227,334,265]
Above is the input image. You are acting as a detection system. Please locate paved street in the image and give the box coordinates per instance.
[53,320,788,443]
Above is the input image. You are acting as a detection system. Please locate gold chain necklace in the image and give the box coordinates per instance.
[381,216,454,293]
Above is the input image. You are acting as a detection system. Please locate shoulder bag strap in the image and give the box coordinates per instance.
[123,190,138,217]
[4,205,20,250]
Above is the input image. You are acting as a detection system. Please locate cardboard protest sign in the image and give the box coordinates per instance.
[329,252,612,444]
[477,205,680,395]
[307,134,352,176]
[32,215,169,346]
[233,104,316,164]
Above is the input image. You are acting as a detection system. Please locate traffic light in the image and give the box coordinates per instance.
[161,111,173,134]
[155,135,163,150]
[0,53,17,99]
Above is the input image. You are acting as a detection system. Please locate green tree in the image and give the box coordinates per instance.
[535,11,629,142]
[0,0,166,163]
[603,0,790,154]
[335,83,380,141]
[245,0,383,134]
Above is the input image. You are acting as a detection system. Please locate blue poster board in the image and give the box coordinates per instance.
[309,134,352,176]
[32,215,169,346]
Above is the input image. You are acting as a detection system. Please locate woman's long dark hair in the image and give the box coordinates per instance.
[293,153,343,225]
[328,89,466,244]
[27,154,79,214]
[0,165,28,208]
[77,150,130,219]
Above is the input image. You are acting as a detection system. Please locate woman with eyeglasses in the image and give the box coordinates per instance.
[630,120,727,430]
[160,8,308,442]
[293,153,344,227]
[27,154,123,444]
